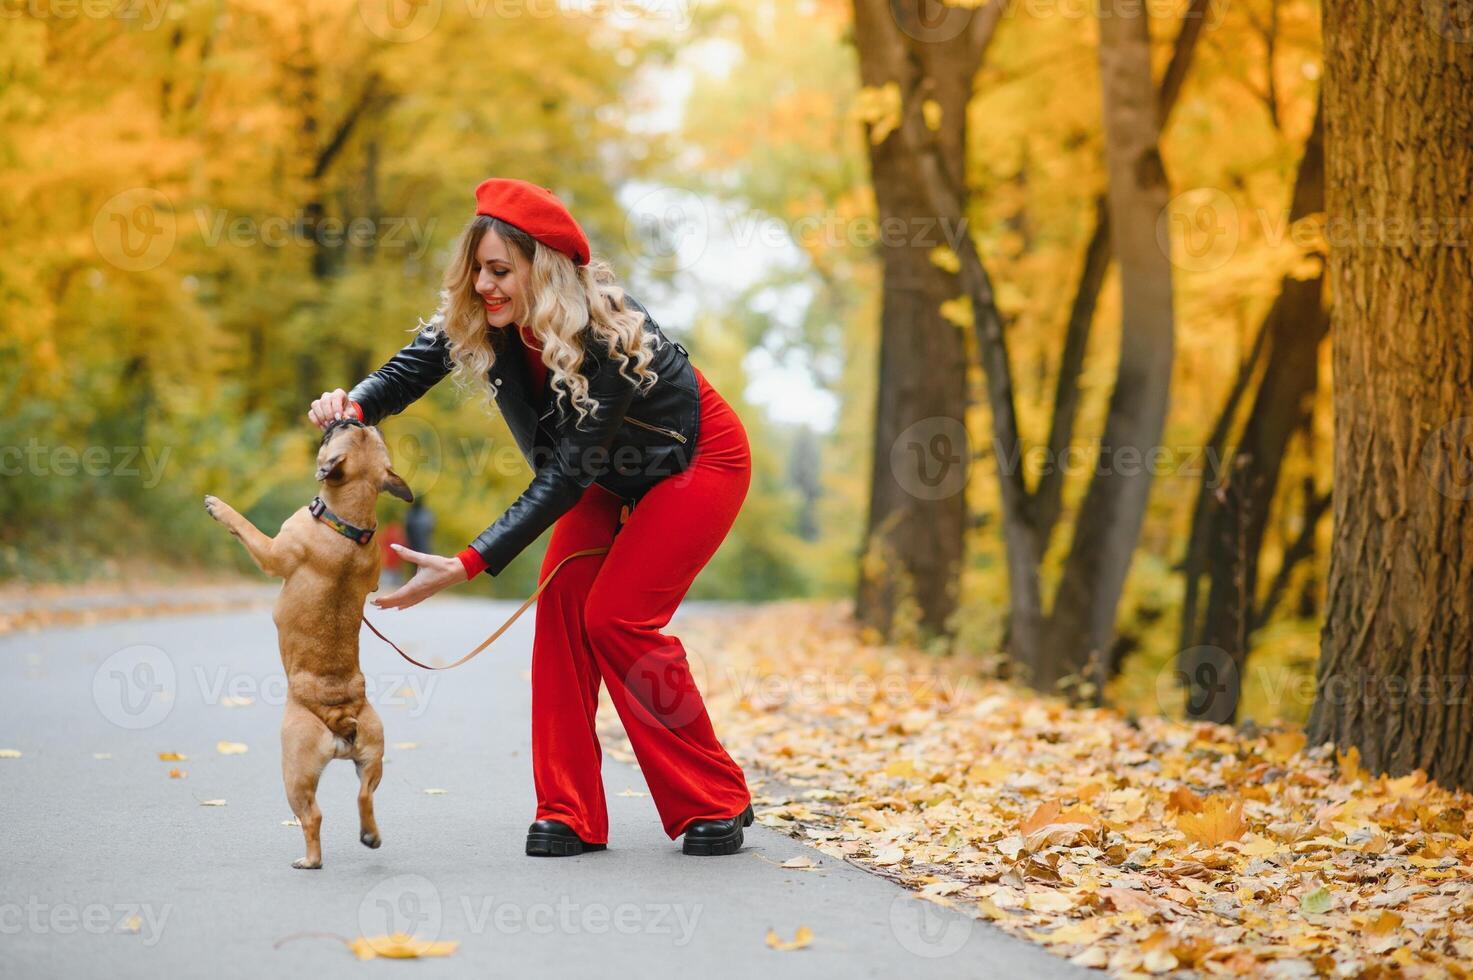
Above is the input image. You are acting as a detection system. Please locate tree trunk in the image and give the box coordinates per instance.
[1307,3,1473,789]
[851,0,984,642]
[1036,2,1175,690]
[1183,103,1327,723]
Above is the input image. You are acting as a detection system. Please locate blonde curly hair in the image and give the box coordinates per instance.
[426,214,658,429]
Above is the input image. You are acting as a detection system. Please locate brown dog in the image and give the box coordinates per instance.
[203,420,413,869]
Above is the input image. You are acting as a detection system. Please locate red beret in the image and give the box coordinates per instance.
[473,177,590,266]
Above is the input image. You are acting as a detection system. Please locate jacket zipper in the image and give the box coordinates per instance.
[539,404,688,445]
[624,414,688,444]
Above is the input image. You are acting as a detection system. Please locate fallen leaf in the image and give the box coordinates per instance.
[872,845,906,865]
[158,752,187,761]
[1300,885,1334,915]
[349,934,459,961]
[0,749,21,759]
[168,768,186,779]
[216,741,249,755]
[618,788,648,797]
[199,799,227,807]
[765,926,813,951]
[282,818,301,827]
[92,753,112,760]
[424,788,447,795]
[1070,947,1108,968]
[781,856,818,869]
[1168,786,1206,814]
[1176,796,1246,846]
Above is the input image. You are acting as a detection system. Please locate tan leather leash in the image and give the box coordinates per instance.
[361,546,612,670]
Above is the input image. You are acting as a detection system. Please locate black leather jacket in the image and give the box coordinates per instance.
[348,294,701,577]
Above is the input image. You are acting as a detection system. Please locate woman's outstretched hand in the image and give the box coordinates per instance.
[308,388,352,429]
[372,545,464,610]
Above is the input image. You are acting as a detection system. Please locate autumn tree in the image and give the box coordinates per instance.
[1178,101,1328,723]
[1306,3,1473,788]
[850,0,996,643]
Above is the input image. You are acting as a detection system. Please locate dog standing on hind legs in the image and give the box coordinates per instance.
[204,419,413,869]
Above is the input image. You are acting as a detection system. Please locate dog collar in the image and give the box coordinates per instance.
[308,496,376,546]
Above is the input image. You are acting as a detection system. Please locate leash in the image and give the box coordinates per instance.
[361,546,612,670]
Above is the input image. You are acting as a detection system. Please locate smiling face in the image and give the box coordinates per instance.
[473,229,531,330]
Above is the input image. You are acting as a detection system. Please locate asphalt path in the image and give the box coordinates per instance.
[0,597,1084,979]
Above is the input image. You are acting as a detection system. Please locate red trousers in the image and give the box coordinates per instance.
[530,366,752,842]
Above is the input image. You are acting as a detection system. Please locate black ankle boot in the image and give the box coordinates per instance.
[681,804,754,856]
[525,819,607,857]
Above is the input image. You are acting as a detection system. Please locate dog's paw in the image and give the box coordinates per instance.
[291,857,323,870]
[361,831,382,849]
[203,494,224,521]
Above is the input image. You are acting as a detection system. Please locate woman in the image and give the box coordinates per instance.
[307,178,754,857]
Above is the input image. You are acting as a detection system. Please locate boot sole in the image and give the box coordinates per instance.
[526,835,607,857]
[681,806,755,856]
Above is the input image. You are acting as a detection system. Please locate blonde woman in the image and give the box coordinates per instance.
[308,178,754,856]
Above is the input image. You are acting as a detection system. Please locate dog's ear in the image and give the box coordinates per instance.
[381,467,414,503]
[315,454,346,483]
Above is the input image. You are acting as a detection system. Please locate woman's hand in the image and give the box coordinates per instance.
[308,388,353,429]
[371,545,464,610]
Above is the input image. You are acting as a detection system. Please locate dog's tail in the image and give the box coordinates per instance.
[319,706,359,741]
